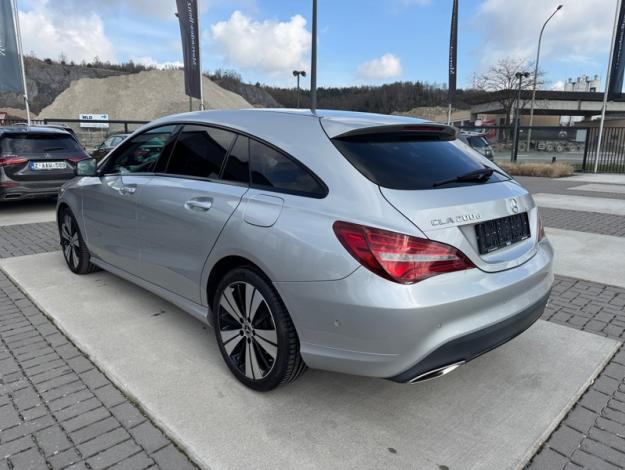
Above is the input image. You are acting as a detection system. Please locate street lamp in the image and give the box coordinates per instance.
[512,71,530,162]
[527,4,563,149]
[293,70,306,108]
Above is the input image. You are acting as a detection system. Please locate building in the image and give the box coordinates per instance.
[563,75,601,93]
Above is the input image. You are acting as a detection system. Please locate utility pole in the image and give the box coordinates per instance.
[527,5,563,150]
[293,70,306,108]
[512,71,530,162]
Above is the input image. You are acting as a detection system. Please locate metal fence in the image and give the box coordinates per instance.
[0,117,148,154]
[459,125,625,173]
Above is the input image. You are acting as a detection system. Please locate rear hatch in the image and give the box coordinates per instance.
[328,124,540,273]
[0,132,86,182]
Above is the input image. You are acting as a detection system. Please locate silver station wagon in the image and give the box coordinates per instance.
[57,109,554,391]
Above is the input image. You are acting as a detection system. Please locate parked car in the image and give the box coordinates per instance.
[460,131,495,160]
[57,109,553,391]
[0,126,90,201]
[91,133,130,160]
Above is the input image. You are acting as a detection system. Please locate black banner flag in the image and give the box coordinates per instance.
[176,0,202,100]
[608,1,625,100]
[0,0,24,93]
[448,0,458,106]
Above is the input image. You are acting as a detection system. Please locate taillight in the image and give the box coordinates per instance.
[333,221,475,284]
[67,156,89,163]
[0,156,27,167]
[538,214,545,241]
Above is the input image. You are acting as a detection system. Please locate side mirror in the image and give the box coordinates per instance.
[76,158,98,177]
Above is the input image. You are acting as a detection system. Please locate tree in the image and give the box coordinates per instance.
[472,57,543,125]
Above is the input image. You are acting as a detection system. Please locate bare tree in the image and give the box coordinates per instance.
[473,57,543,125]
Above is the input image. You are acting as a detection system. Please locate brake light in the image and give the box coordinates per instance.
[0,156,27,167]
[333,221,475,284]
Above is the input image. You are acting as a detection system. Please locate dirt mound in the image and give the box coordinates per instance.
[39,69,250,121]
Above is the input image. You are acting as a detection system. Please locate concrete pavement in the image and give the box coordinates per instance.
[0,252,619,470]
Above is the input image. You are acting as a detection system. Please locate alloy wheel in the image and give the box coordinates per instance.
[217,281,278,380]
[60,214,80,270]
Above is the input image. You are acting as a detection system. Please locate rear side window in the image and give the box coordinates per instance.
[1,133,81,155]
[332,135,508,190]
[469,136,490,149]
[167,125,235,179]
[250,140,326,197]
[222,135,249,184]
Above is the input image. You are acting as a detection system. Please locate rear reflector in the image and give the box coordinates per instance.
[333,221,475,284]
[0,156,27,167]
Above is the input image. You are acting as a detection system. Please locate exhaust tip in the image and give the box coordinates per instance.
[408,361,465,384]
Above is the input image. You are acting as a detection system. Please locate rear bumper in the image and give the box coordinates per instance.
[274,239,554,379]
[388,290,549,383]
[0,180,65,201]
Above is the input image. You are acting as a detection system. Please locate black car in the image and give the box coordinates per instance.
[0,126,90,202]
[91,133,130,160]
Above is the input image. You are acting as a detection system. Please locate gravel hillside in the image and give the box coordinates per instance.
[0,57,127,114]
[39,69,250,120]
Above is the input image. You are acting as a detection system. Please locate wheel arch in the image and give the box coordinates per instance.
[206,255,270,314]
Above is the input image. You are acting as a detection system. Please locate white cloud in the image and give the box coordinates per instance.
[19,2,115,63]
[474,0,615,68]
[357,53,402,81]
[551,80,565,91]
[131,56,184,69]
[209,11,311,76]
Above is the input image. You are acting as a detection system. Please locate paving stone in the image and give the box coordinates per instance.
[107,451,154,470]
[129,421,169,453]
[528,447,568,470]
[34,425,73,456]
[548,426,584,457]
[70,417,120,445]
[8,447,48,469]
[78,427,131,458]
[86,440,142,470]
[110,403,146,430]
[152,444,197,470]
[92,384,126,408]
[0,436,34,459]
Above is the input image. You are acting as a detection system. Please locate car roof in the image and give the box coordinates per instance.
[149,109,434,140]
[0,125,73,136]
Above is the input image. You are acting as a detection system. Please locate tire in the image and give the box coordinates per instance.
[213,267,307,391]
[58,209,99,275]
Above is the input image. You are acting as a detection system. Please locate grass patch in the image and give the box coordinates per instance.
[497,161,574,178]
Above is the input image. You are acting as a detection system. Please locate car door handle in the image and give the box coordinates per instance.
[185,197,213,212]
[111,183,137,195]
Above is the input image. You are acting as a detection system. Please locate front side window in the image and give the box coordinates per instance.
[103,125,176,174]
[250,140,326,197]
[166,125,235,179]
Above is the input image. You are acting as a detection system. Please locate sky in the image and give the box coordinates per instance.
[15,0,619,90]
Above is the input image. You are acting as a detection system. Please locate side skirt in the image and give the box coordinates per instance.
[91,257,212,325]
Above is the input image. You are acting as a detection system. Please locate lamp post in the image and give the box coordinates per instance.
[512,71,530,162]
[293,70,306,108]
[527,4,563,150]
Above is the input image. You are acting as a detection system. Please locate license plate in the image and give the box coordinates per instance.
[30,161,67,170]
[475,213,530,254]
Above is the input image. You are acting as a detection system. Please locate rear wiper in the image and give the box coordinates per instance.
[433,167,494,188]
[43,147,65,152]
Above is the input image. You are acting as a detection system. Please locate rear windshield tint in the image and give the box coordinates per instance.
[332,135,508,190]
[1,134,81,155]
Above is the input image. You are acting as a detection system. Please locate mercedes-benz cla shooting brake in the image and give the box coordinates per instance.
[57,109,554,391]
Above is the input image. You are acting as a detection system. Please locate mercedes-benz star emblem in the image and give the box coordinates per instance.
[509,198,519,213]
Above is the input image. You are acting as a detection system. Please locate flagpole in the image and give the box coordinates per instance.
[310,0,317,114]
[197,0,204,110]
[11,0,30,125]
[595,0,622,173]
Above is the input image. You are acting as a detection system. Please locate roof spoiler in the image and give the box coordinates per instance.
[332,124,457,141]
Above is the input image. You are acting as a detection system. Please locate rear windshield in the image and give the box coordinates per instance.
[332,135,508,190]
[468,136,490,148]
[1,133,82,155]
